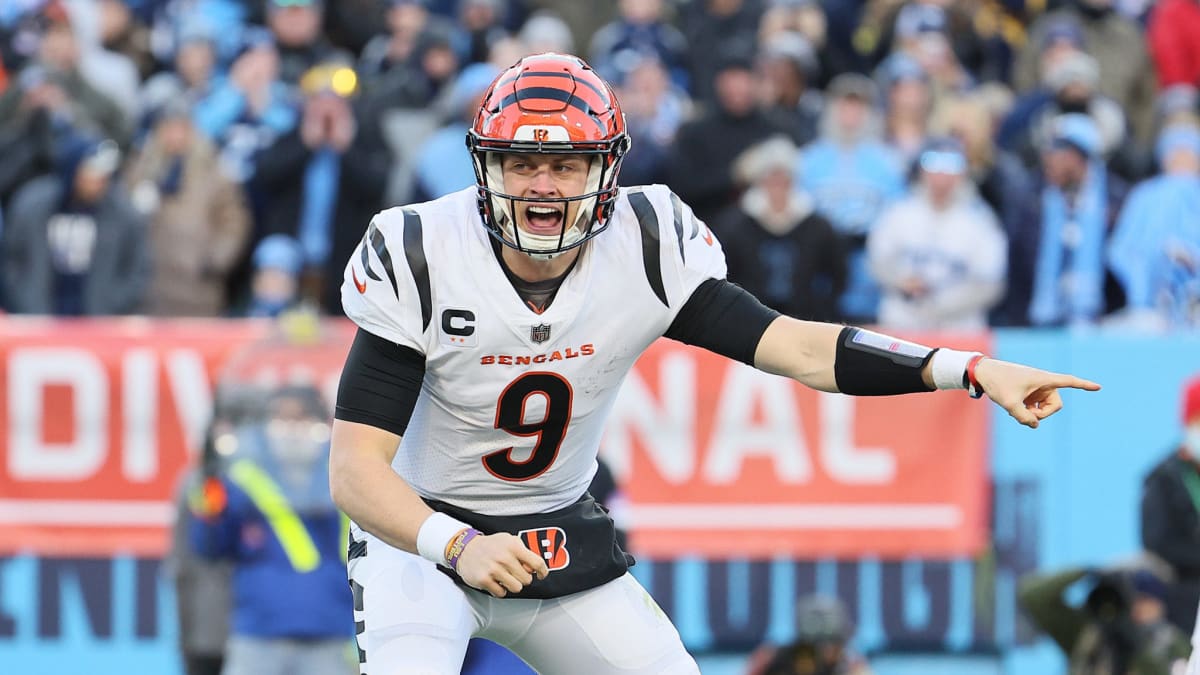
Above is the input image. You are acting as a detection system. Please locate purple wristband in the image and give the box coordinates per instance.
[446,528,482,570]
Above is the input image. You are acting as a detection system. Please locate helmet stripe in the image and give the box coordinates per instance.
[497,88,607,132]
[502,76,610,112]
[494,71,610,105]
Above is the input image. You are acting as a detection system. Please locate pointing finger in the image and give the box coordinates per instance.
[1047,374,1101,391]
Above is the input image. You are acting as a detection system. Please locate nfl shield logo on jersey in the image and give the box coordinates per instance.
[530,323,551,344]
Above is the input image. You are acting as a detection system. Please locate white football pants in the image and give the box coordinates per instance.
[1188,600,1200,675]
[348,531,699,675]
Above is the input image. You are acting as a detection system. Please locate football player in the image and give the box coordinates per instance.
[330,53,1100,674]
[1189,601,1200,675]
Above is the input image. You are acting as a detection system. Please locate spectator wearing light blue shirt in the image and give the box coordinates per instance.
[798,73,905,323]
[1108,123,1200,329]
[413,62,500,201]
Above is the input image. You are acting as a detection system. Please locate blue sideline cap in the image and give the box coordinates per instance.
[253,235,304,276]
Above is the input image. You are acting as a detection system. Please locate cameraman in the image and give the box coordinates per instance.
[1019,565,1191,674]
[746,595,872,675]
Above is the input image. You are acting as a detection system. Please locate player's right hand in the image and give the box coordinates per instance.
[973,358,1101,429]
[453,532,549,598]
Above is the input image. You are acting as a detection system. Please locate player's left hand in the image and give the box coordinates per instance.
[973,358,1101,429]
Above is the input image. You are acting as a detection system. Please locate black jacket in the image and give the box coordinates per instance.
[665,108,789,225]
[1142,452,1200,579]
[250,97,391,313]
[3,175,150,315]
[713,202,847,323]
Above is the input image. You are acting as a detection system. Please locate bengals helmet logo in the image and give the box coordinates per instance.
[519,526,570,571]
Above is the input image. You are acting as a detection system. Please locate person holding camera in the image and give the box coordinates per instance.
[1019,564,1191,675]
[746,595,872,675]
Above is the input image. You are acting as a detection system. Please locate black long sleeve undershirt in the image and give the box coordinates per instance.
[664,277,782,365]
[334,278,781,434]
[334,329,425,437]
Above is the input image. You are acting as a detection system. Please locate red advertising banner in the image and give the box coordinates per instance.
[601,336,992,559]
[0,319,989,559]
[0,318,355,556]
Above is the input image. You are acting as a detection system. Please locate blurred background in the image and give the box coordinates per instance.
[0,0,1198,674]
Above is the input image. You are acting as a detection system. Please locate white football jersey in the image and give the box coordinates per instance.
[341,185,726,515]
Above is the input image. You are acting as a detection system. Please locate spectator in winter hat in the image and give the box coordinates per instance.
[1015,0,1158,142]
[868,136,1006,331]
[757,31,823,147]
[245,234,304,318]
[3,137,150,315]
[1028,113,1128,326]
[125,98,251,317]
[714,135,846,323]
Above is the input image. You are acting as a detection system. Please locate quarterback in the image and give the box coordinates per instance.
[330,53,1099,674]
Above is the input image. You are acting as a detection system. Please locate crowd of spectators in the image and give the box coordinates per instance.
[0,0,1197,330]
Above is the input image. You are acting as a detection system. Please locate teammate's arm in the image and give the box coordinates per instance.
[329,329,547,596]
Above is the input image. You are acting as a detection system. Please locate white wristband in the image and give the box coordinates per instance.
[929,348,983,391]
[416,512,470,567]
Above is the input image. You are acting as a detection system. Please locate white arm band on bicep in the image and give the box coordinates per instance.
[416,511,470,567]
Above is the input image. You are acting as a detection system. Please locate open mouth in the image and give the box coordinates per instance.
[523,204,565,235]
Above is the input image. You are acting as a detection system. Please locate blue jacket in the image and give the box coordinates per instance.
[1109,173,1200,323]
[190,456,352,640]
[415,123,477,201]
[798,139,905,320]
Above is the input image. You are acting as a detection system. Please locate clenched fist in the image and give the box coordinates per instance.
[453,532,550,598]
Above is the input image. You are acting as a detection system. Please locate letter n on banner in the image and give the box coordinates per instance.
[603,334,991,559]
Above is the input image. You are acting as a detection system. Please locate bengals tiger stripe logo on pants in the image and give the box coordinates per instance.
[519,526,571,571]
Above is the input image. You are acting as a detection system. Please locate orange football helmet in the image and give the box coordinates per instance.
[467,53,630,258]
